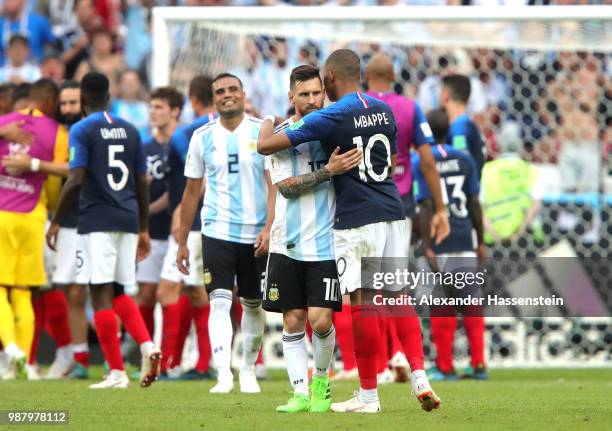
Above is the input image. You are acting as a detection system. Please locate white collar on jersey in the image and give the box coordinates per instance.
[217,113,252,135]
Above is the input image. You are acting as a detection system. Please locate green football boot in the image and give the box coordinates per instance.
[276,393,310,413]
[310,375,331,413]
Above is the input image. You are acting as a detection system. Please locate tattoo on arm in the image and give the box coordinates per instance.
[276,167,332,199]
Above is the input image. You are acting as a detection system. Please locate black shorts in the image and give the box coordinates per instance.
[202,235,266,300]
[263,253,342,313]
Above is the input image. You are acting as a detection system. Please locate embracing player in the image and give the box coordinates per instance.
[47,72,161,389]
[263,65,362,413]
[259,49,449,413]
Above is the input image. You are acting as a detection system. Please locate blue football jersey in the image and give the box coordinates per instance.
[447,113,486,178]
[167,113,215,232]
[69,111,146,234]
[284,92,405,229]
[143,137,170,240]
[412,144,480,254]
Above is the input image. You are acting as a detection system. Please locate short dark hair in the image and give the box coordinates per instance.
[81,72,109,106]
[211,73,243,89]
[426,109,449,145]
[30,78,59,103]
[59,80,80,92]
[325,49,361,82]
[441,74,471,104]
[289,65,321,89]
[188,75,213,107]
[8,34,29,48]
[12,83,31,106]
[151,86,184,111]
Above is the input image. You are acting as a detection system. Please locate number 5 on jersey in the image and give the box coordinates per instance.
[108,144,129,191]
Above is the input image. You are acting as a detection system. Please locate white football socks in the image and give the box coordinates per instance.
[312,324,335,377]
[208,290,234,382]
[282,331,309,396]
[240,298,265,374]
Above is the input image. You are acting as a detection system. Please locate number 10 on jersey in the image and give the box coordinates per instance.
[352,133,391,182]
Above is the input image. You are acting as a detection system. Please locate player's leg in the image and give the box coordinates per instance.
[182,231,212,379]
[384,219,440,411]
[331,297,358,381]
[82,233,128,389]
[168,290,194,375]
[236,244,266,394]
[376,316,394,384]
[112,233,160,388]
[263,253,309,412]
[203,235,238,393]
[29,287,44,370]
[66,284,89,378]
[331,224,382,413]
[306,259,341,413]
[42,287,73,379]
[0,286,27,379]
[136,238,168,338]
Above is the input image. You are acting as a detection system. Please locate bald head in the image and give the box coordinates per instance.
[365,53,395,84]
[324,49,361,82]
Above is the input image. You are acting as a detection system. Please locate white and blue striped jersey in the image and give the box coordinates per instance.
[268,118,335,262]
[184,114,268,244]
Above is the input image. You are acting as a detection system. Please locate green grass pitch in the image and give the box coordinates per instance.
[1,368,611,431]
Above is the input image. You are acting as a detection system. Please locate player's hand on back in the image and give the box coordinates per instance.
[176,243,190,275]
[2,153,32,174]
[46,222,60,251]
[431,210,450,245]
[254,227,270,257]
[0,120,34,146]
[325,146,363,176]
[136,231,151,262]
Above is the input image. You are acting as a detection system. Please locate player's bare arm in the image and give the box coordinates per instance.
[149,191,169,216]
[276,147,362,199]
[417,198,442,273]
[417,144,450,244]
[1,153,69,177]
[46,167,86,250]
[467,194,486,266]
[135,173,151,262]
[257,118,292,155]
[255,170,275,257]
[0,120,33,145]
[176,177,203,274]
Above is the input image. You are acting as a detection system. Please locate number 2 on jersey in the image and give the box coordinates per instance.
[352,133,391,182]
[107,145,129,191]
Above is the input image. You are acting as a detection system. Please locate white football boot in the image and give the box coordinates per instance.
[331,391,381,413]
[89,370,129,389]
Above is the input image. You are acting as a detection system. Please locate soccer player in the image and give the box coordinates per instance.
[157,76,215,379]
[0,79,67,379]
[440,74,486,178]
[258,49,448,413]
[3,80,79,379]
[46,72,161,389]
[136,86,183,371]
[55,80,90,379]
[365,53,448,384]
[178,73,274,394]
[413,109,487,381]
[264,65,362,413]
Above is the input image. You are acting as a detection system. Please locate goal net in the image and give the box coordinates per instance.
[152,6,612,368]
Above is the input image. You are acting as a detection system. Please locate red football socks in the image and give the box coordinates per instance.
[333,303,357,370]
[463,316,485,368]
[139,305,155,340]
[43,290,71,348]
[351,305,379,390]
[430,316,457,373]
[112,294,151,345]
[193,304,211,372]
[29,296,44,365]
[161,303,180,371]
[170,295,193,369]
[94,309,124,371]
